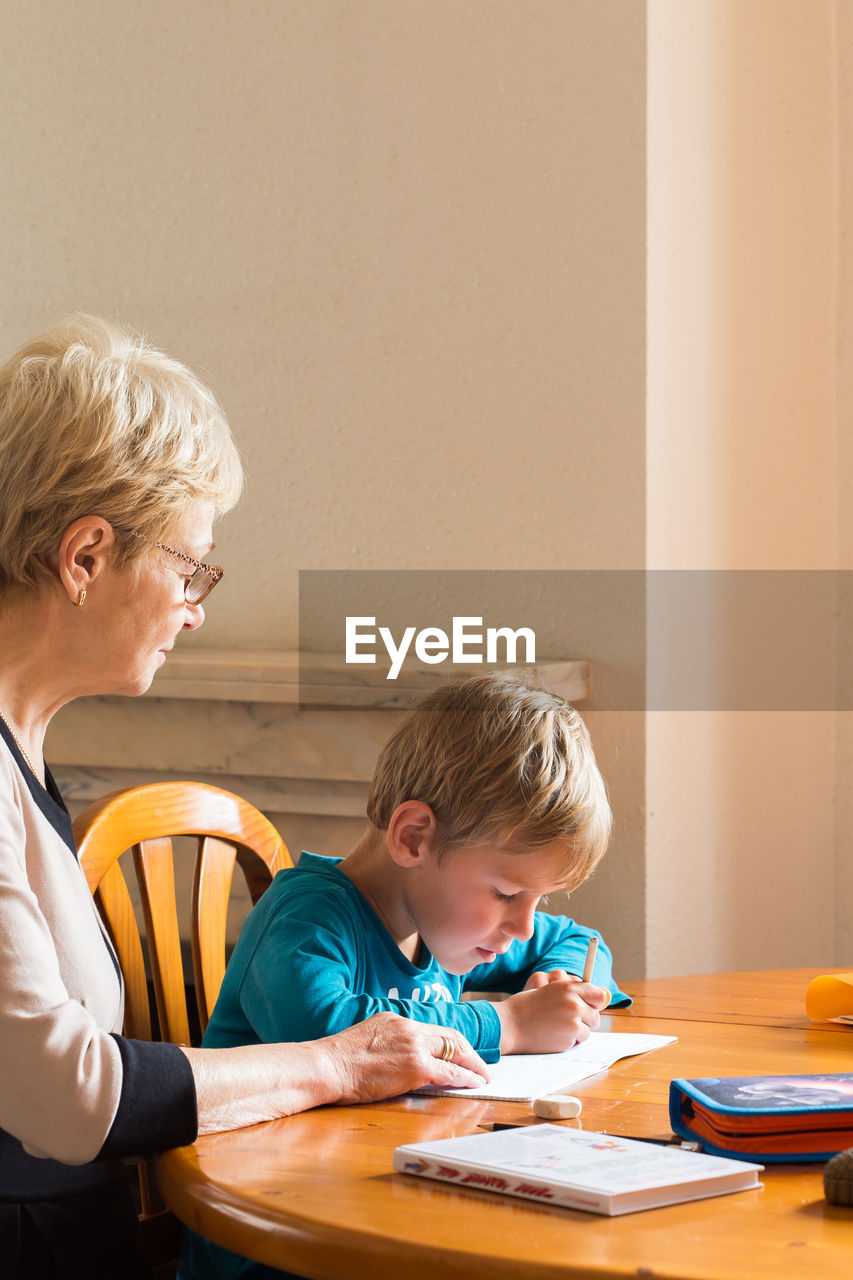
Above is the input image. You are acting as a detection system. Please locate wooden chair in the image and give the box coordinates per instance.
[73,780,292,1264]
[74,779,292,1044]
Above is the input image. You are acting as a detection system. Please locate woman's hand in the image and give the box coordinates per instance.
[321,1012,490,1103]
[186,1014,489,1134]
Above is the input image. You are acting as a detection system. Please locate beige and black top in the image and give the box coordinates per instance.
[0,719,196,1205]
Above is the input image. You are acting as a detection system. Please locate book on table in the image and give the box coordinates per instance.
[393,1124,763,1216]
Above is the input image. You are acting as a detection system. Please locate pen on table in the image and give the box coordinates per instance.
[481,1124,700,1149]
[582,935,598,983]
[602,1132,702,1151]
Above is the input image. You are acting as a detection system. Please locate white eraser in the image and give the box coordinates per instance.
[533,1094,582,1120]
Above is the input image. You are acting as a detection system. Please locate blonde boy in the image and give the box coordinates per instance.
[203,673,629,1060]
[182,674,629,1278]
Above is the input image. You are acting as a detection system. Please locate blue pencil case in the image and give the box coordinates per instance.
[669,1073,853,1162]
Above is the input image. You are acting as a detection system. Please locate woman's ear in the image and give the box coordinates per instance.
[386,800,438,868]
[56,516,117,605]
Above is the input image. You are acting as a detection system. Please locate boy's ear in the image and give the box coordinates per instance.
[386,801,438,868]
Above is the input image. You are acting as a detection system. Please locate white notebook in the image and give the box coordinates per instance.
[417,1031,676,1101]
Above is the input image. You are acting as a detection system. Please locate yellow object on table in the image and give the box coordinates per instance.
[806,972,853,1023]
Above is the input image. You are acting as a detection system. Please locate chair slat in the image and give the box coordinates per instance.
[95,863,152,1041]
[133,837,191,1047]
[191,837,237,1036]
[236,843,290,905]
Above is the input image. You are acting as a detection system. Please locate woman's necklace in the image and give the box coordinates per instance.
[0,708,39,777]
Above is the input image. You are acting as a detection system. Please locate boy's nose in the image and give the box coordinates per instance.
[504,901,537,942]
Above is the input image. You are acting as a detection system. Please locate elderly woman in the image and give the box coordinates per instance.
[0,316,486,1279]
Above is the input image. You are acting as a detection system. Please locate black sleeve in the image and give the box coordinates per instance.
[97,1035,198,1158]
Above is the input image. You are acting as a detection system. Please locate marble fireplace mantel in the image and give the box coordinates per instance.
[47,649,590,942]
[50,648,590,810]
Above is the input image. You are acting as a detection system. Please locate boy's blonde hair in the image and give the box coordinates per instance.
[367,673,612,887]
[0,314,243,595]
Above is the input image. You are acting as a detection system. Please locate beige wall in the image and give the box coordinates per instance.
[11,1,849,981]
[6,5,648,971]
[2,0,646,644]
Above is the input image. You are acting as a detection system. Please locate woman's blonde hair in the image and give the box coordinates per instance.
[367,672,612,887]
[0,314,243,593]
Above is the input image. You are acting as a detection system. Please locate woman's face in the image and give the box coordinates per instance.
[88,498,216,697]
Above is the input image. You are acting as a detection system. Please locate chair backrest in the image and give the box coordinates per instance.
[74,780,292,1045]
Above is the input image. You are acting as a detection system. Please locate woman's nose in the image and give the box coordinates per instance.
[183,601,205,631]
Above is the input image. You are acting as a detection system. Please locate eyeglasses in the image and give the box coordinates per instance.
[154,543,224,605]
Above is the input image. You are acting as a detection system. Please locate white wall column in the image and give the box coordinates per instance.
[646,0,838,974]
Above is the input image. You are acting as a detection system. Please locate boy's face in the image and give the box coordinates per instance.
[404,840,572,975]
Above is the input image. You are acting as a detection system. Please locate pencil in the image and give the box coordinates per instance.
[582,936,598,983]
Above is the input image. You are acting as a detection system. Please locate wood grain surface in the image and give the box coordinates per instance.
[158,971,853,1279]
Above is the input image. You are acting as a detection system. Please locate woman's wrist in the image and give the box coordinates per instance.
[181,1041,341,1135]
[290,1037,346,1108]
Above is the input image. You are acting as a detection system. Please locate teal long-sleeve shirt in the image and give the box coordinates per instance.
[203,851,631,1061]
[183,855,632,1280]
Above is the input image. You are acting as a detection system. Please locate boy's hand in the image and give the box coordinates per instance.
[523,968,612,1003]
[496,971,611,1054]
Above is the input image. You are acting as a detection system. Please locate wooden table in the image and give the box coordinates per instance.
[157,969,853,1279]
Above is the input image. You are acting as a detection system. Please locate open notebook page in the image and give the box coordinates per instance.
[417,1031,676,1101]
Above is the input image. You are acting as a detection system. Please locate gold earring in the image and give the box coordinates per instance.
[74,588,87,608]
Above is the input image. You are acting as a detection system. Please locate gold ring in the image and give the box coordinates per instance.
[439,1035,456,1062]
